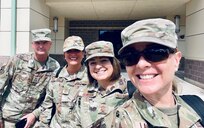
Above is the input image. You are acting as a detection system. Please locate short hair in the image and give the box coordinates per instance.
[87,57,121,85]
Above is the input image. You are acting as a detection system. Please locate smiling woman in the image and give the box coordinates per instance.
[33,36,89,128]
[97,18,204,128]
[88,57,114,88]
[74,40,129,127]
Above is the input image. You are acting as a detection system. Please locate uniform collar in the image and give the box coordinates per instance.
[87,76,127,97]
[58,64,87,81]
[28,53,58,72]
[132,92,200,127]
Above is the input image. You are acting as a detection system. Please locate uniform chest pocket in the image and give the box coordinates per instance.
[13,70,33,83]
[12,70,32,92]
[61,88,77,108]
[32,75,48,93]
[33,72,51,85]
[28,85,46,97]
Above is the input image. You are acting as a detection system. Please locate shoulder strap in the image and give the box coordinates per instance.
[127,81,136,98]
[55,66,63,77]
[180,95,204,126]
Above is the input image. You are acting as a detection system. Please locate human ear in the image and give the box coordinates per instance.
[174,51,182,71]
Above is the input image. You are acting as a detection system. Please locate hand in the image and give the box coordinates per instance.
[21,113,36,128]
[0,120,4,128]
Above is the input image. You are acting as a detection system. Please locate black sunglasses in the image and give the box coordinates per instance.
[119,45,176,66]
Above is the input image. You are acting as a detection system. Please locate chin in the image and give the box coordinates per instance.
[69,61,80,65]
[94,76,107,81]
[139,88,157,95]
[37,51,47,54]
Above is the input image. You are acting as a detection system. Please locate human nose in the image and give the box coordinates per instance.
[136,56,151,68]
[38,42,44,47]
[95,62,103,69]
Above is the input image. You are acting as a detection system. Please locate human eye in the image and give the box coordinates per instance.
[88,61,96,66]
[100,58,110,64]
[34,42,40,45]
[43,41,49,45]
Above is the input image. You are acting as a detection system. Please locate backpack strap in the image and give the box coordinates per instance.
[55,66,63,77]
[127,81,136,98]
[180,95,204,126]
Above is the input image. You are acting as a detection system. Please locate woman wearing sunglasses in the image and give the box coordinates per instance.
[99,18,203,127]
[75,41,129,127]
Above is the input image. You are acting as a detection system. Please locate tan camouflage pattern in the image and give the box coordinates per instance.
[3,120,15,128]
[119,18,178,54]
[85,41,114,61]
[96,91,203,128]
[0,53,60,124]
[63,36,84,52]
[34,65,88,128]
[31,28,52,42]
[75,76,129,127]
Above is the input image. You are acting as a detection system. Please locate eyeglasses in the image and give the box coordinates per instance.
[119,45,176,66]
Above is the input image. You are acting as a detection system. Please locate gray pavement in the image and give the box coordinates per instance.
[174,76,204,101]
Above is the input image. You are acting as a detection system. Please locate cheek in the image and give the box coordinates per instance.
[168,56,180,72]
[89,68,98,80]
[46,44,51,49]
[89,66,95,74]
[32,44,35,49]
[79,54,84,59]
[108,63,113,70]
[125,66,136,79]
[159,60,176,81]
[126,66,134,75]
[64,54,68,59]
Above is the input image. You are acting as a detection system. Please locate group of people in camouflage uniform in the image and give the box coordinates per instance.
[0,18,203,128]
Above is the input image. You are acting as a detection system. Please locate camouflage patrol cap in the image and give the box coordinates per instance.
[63,36,84,52]
[119,18,178,54]
[85,41,114,61]
[31,28,52,42]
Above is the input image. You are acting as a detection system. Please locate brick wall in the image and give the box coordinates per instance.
[69,20,135,27]
[70,29,98,45]
[69,20,135,45]
[185,59,204,84]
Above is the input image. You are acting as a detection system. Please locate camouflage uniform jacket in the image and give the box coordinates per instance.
[76,76,129,128]
[101,91,203,128]
[34,65,88,128]
[0,53,60,122]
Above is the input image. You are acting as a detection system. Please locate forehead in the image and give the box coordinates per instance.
[33,41,51,44]
[65,49,82,53]
[127,42,153,50]
[88,56,109,61]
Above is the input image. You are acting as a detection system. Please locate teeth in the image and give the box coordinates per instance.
[97,70,105,74]
[70,57,77,60]
[139,74,155,79]
[95,69,106,74]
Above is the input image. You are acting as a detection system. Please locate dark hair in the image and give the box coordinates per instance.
[87,57,121,85]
